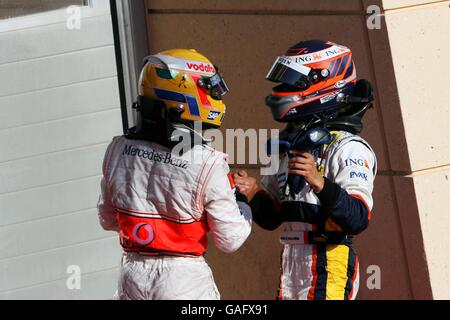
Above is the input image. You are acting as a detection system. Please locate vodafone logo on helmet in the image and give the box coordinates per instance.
[187,62,215,73]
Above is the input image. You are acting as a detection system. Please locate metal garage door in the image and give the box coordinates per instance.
[0,0,123,299]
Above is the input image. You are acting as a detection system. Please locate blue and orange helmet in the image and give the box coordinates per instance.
[266,40,357,122]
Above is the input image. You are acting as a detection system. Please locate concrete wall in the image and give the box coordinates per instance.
[0,0,123,299]
[144,0,449,299]
[382,0,450,300]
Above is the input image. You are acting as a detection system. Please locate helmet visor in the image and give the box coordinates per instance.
[266,56,312,87]
[203,67,229,100]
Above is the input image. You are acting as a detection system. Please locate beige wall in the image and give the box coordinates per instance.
[382,0,450,300]
[144,0,449,299]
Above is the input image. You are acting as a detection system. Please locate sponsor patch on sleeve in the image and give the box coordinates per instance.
[345,158,371,169]
[349,171,368,181]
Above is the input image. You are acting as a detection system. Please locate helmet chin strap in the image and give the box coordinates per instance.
[300,82,374,134]
[288,103,370,137]
[285,114,325,144]
[291,112,335,132]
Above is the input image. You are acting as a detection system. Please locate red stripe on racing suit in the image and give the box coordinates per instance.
[117,209,209,256]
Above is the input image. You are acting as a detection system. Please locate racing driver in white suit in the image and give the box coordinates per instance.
[98,49,252,300]
[235,40,377,300]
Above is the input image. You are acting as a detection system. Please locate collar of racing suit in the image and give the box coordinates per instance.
[170,122,212,146]
[126,122,211,153]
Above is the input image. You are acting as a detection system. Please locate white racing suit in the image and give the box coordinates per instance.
[98,135,252,300]
[251,130,377,300]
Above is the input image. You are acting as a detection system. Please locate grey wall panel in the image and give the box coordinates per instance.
[0,1,123,299]
[0,14,114,65]
[0,208,114,260]
[0,237,120,292]
[0,45,117,97]
[0,110,121,162]
[0,77,119,130]
[0,176,102,226]
[0,0,84,20]
[0,144,107,194]
[0,268,120,300]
